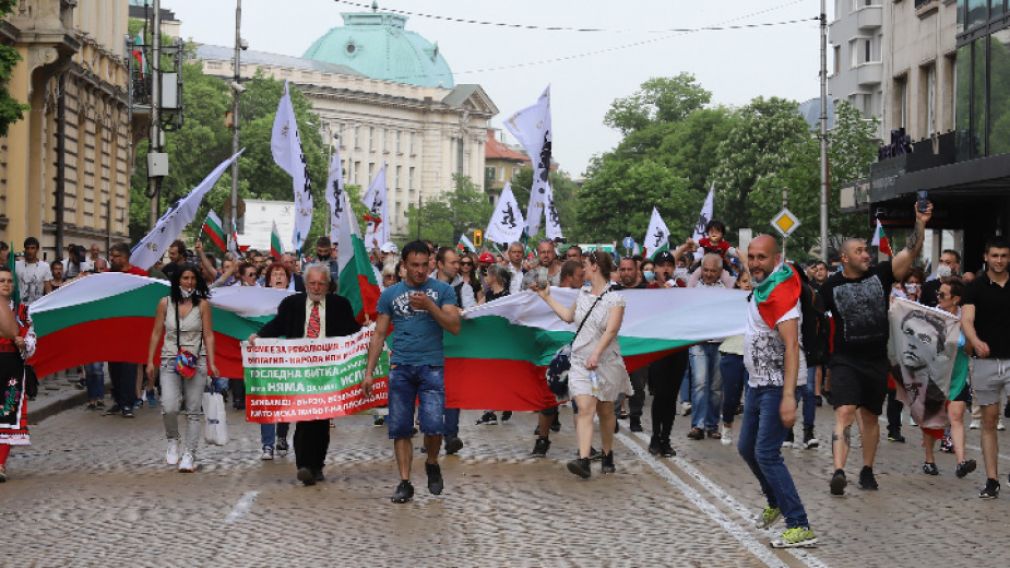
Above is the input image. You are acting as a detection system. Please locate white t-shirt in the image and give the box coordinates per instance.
[15,259,52,305]
[744,297,807,388]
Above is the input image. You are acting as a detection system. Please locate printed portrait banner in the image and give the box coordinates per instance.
[888,298,960,430]
[241,328,390,424]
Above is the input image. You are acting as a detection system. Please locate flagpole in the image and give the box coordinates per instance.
[819,0,830,261]
[229,0,243,254]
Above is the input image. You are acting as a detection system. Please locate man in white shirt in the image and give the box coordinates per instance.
[14,237,52,305]
[506,242,525,295]
[737,234,816,548]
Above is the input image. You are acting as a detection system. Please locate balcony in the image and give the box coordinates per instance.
[856,5,882,30]
[915,0,939,17]
[856,62,882,86]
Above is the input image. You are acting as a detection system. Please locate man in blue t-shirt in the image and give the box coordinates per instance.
[364,240,461,504]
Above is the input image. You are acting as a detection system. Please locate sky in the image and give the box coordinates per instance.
[164,0,822,177]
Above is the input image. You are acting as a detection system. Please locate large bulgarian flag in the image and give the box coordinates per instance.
[334,171,380,323]
[269,220,283,260]
[444,287,747,411]
[751,263,802,330]
[201,211,228,252]
[27,273,292,379]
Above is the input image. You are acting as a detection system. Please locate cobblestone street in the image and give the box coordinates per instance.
[3,396,1010,567]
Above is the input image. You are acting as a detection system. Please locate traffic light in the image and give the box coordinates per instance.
[473,229,483,248]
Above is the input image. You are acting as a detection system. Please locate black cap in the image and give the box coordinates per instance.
[654,251,675,265]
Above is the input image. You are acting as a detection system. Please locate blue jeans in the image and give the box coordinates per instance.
[85,362,105,400]
[800,369,817,429]
[737,385,810,529]
[679,364,693,404]
[260,422,291,447]
[387,364,445,440]
[720,354,748,425]
[443,408,460,439]
[689,343,722,430]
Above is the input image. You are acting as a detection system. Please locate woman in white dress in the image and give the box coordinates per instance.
[538,250,631,478]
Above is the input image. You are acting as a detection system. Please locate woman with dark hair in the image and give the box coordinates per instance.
[259,262,292,459]
[145,265,218,472]
[0,266,36,482]
[458,252,483,306]
[538,250,631,478]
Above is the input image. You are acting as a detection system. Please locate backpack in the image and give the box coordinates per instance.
[799,283,830,365]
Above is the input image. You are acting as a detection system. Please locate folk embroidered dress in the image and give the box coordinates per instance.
[0,303,34,446]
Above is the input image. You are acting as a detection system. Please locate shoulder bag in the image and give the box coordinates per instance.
[546,288,609,398]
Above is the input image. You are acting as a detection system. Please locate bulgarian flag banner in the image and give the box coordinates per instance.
[201,211,228,252]
[751,264,802,330]
[334,171,380,323]
[269,220,284,260]
[871,218,893,256]
[443,287,747,411]
[27,273,292,379]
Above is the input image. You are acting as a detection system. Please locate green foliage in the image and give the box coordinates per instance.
[405,175,493,246]
[0,0,27,137]
[130,60,327,251]
[603,74,711,135]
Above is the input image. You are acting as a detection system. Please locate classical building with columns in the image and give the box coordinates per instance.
[195,8,497,235]
[0,0,137,259]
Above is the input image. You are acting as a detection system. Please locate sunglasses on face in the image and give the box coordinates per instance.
[460,262,473,266]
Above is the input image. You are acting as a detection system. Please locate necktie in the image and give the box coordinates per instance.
[307,302,321,338]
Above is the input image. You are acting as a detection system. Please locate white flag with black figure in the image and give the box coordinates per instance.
[505,86,553,237]
[324,149,345,243]
[486,182,525,245]
[542,184,563,241]
[271,81,313,253]
[692,183,715,243]
[644,207,671,260]
[361,164,389,251]
[130,151,242,270]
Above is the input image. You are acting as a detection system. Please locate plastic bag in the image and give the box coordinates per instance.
[202,391,229,446]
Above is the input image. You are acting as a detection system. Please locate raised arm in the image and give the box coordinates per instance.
[536,286,576,323]
[892,202,932,282]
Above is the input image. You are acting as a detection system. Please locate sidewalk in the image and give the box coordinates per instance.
[29,368,110,424]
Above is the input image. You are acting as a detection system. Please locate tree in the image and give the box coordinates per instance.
[0,0,28,136]
[405,175,493,246]
[603,74,711,135]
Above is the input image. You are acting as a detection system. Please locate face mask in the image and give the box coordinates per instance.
[180,288,194,299]
[905,283,920,294]
[935,265,952,278]
[643,270,656,282]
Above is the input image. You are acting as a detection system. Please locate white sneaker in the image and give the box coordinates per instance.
[970,419,981,430]
[681,402,692,416]
[260,446,274,461]
[909,416,918,427]
[178,452,195,473]
[999,420,1006,432]
[165,439,180,466]
[720,426,732,446]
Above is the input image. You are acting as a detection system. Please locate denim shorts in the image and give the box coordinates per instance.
[387,364,445,439]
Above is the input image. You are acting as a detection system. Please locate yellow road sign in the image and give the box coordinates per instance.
[771,208,800,237]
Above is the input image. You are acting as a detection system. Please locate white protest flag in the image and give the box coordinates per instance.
[692,183,716,242]
[361,164,389,251]
[485,182,525,245]
[505,86,552,237]
[130,151,242,270]
[542,184,564,240]
[644,207,671,260]
[324,149,345,243]
[271,81,313,252]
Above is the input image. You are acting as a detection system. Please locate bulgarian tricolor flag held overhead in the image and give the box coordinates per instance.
[201,211,228,252]
[269,221,284,260]
[871,218,893,256]
[443,287,747,410]
[751,263,802,330]
[27,273,292,379]
[330,155,380,322]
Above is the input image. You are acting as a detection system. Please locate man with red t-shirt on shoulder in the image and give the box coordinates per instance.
[107,243,148,418]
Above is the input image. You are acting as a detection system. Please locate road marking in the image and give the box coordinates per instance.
[628,431,830,568]
[616,433,789,568]
[224,491,259,524]
[964,443,1010,463]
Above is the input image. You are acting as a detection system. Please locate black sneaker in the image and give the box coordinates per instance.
[687,428,705,440]
[373,414,385,427]
[588,447,603,461]
[980,478,1000,499]
[475,411,497,425]
[550,414,561,432]
[802,428,820,449]
[956,459,977,479]
[531,436,550,457]
[648,436,661,455]
[121,407,135,418]
[104,404,122,416]
[425,462,443,495]
[313,469,325,483]
[830,469,847,496]
[814,394,823,407]
[276,437,289,456]
[659,440,676,458]
[601,451,615,474]
[858,466,878,490]
[629,417,643,432]
[444,436,464,455]
[392,480,414,503]
[501,411,512,422]
[297,467,316,486]
[922,462,939,476]
[887,431,906,443]
[567,457,591,479]
[782,429,795,448]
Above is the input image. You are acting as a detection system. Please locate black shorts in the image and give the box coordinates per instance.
[540,405,559,417]
[829,355,888,415]
[951,384,972,404]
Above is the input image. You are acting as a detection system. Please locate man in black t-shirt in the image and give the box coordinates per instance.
[962,238,1010,499]
[613,257,649,433]
[823,203,931,496]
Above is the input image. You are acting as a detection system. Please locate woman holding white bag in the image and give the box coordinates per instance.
[145,265,218,472]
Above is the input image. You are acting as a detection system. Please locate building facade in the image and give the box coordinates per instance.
[860,0,1010,272]
[829,0,885,134]
[0,0,135,260]
[196,10,497,236]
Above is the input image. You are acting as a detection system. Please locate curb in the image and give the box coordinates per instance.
[29,380,113,425]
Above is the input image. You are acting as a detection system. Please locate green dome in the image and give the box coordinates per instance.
[303,11,454,88]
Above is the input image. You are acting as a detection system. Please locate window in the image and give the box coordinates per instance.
[383,128,389,153]
[410,132,416,155]
[499,167,505,182]
[368,162,375,182]
[485,166,496,184]
[894,75,908,128]
[968,0,987,29]
[956,44,971,159]
[921,63,937,137]
[369,127,375,151]
[833,45,841,76]
[994,0,1005,19]
[396,130,402,154]
[989,29,1010,154]
[456,138,465,175]
[409,166,415,190]
[396,165,402,189]
[354,126,361,149]
[354,161,361,183]
[972,36,987,154]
